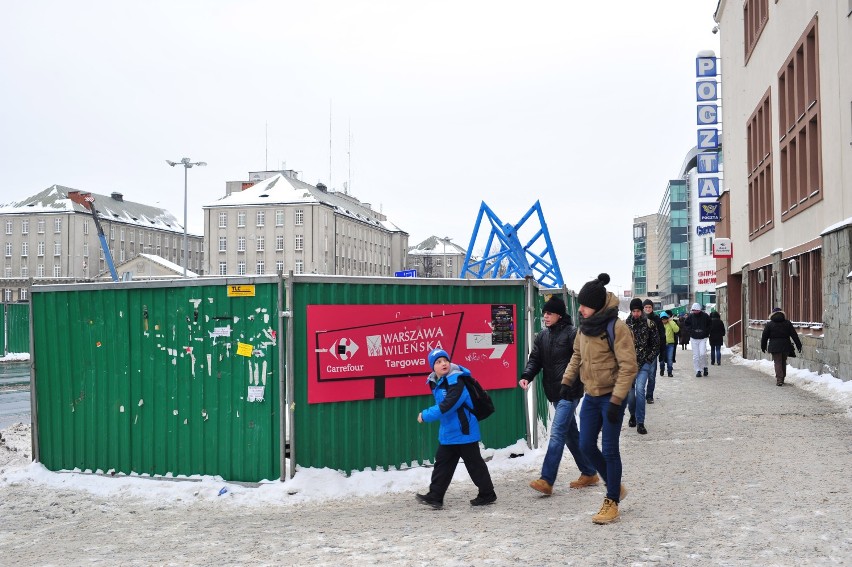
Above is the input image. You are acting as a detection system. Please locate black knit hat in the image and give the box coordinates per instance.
[542,296,567,318]
[577,273,610,311]
[629,298,643,311]
[642,299,654,308]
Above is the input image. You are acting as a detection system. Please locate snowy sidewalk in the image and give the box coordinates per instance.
[1,353,851,565]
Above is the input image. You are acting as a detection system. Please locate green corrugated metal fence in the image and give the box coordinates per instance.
[32,278,280,482]
[289,277,529,473]
[1,302,30,356]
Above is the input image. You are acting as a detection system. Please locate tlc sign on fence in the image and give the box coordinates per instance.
[306,304,518,404]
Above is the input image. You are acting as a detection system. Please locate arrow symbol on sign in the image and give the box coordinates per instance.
[466,333,508,358]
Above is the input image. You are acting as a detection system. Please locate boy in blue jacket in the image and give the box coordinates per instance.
[416,348,496,509]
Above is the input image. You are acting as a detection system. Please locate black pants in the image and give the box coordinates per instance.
[772,352,787,381]
[428,441,494,499]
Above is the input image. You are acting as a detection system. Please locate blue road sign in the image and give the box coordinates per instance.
[395,269,417,277]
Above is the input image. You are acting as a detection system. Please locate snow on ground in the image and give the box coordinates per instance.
[0,352,29,362]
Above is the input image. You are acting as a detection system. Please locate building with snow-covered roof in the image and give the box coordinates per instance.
[203,170,408,276]
[0,185,203,302]
[406,236,468,278]
[105,253,199,280]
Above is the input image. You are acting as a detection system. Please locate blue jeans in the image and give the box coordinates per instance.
[710,344,722,364]
[663,344,675,373]
[540,399,596,485]
[627,361,654,425]
[579,393,625,502]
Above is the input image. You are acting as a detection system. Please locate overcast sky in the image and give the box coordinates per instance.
[0,1,719,293]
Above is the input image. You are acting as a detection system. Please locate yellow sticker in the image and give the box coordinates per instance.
[227,285,256,297]
[236,342,254,357]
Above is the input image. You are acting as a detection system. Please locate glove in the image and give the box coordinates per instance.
[559,384,571,400]
[797,348,802,354]
[606,402,621,424]
[762,349,766,353]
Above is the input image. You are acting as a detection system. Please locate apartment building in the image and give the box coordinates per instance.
[203,170,408,277]
[406,236,467,278]
[714,0,852,378]
[0,185,203,301]
[631,213,661,299]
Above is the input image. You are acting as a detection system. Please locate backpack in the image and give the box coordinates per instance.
[460,375,495,421]
[604,318,617,351]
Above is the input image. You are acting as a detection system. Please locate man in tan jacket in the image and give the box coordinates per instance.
[561,273,637,524]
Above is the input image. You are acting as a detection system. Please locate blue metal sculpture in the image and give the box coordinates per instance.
[460,201,564,288]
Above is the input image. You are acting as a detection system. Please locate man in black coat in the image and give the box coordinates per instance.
[520,296,597,495]
[643,300,666,404]
[760,307,802,386]
[684,302,712,377]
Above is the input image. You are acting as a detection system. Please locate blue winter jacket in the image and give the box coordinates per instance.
[421,363,481,445]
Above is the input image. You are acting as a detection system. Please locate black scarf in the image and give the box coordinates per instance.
[578,306,619,337]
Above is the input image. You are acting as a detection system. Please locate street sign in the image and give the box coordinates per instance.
[227,284,256,297]
[394,269,417,278]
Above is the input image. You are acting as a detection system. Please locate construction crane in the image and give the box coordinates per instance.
[81,195,119,282]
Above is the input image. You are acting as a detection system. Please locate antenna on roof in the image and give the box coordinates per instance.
[329,99,333,189]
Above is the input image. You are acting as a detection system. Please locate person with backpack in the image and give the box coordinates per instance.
[684,302,712,377]
[626,298,660,435]
[642,299,665,403]
[678,314,690,351]
[560,273,638,524]
[660,312,680,377]
[415,348,496,509]
[708,311,726,366]
[760,307,802,386]
[520,296,598,496]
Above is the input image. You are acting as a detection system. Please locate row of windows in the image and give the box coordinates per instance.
[2,289,28,302]
[411,257,454,267]
[218,209,304,229]
[3,264,64,278]
[217,259,299,276]
[217,235,302,252]
[5,218,63,235]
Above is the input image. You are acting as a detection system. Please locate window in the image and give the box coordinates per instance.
[20,265,28,278]
[256,260,265,275]
[37,264,45,277]
[37,242,45,257]
[110,225,115,240]
[237,261,246,276]
[53,265,61,278]
[295,260,304,274]
[275,210,284,226]
[120,228,125,242]
[83,220,89,235]
[237,211,246,227]
[447,258,453,267]
[21,242,28,257]
[19,289,27,301]
[276,260,284,273]
[3,289,10,301]
[744,0,768,63]
[129,230,134,243]
[256,211,265,227]
[83,242,89,257]
[21,220,28,234]
[54,242,61,256]
[256,235,265,252]
[219,261,227,276]
[782,249,822,324]
[276,235,284,251]
[4,266,10,278]
[671,242,688,261]
[747,90,774,239]
[295,235,303,251]
[38,220,45,234]
[748,266,772,320]
[4,221,11,235]
[295,209,304,226]
[54,218,62,233]
[4,242,11,257]
[218,237,227,252]
[778,18,822,220]
[219,212,227,228]
[238,236,246,252]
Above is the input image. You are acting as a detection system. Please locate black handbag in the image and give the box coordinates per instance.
[788,340,797,358]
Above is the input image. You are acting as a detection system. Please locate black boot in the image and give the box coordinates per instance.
[470,492,497,506]
[416,493,444,509]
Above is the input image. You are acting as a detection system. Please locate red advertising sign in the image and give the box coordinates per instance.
[306,304,517,404]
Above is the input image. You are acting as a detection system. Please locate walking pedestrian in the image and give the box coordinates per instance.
[760,308,802,386]
[660,312,679,377]
[709,311,726,366]
[642,299,665,403]
[684,303,712,377]
[520,296,598,495]
[416,348,496,509]
[561,273,638,524]
[678,314,690,351]
[626,298,660,435]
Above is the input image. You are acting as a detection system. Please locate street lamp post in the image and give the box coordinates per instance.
[166,157,206,276]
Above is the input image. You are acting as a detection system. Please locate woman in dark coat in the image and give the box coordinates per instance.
[708,311,726,365]
[678,315,690,350]
[760,308,802,386]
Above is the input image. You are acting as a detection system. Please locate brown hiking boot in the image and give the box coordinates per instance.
[569,474,600,489]
[592,498,619,524]
[529,479,553,495]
